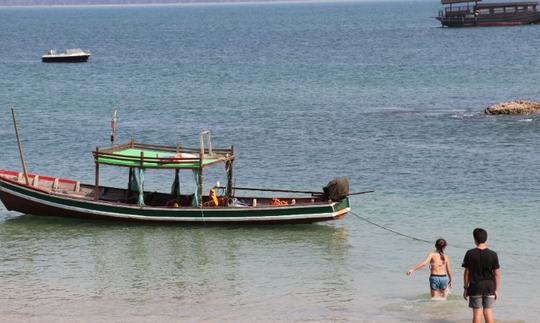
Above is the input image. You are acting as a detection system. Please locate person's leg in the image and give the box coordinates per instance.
[483,295,496,323]
[483,308,494,323]
[440,288,448,298]
[439,276,449,298]
[472,308,483,323]
[469,296,483,323]
[429,276,437,298]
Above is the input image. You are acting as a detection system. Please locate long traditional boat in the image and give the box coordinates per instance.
[0,126,357,224]
[436,0,540,27]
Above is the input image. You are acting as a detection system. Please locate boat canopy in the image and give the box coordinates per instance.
[93,142,234,169]
[92,131,235,207]
[476,1,538,8]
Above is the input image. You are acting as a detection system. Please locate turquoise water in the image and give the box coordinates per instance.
[0,1,539,322]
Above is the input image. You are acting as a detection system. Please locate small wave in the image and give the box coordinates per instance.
[451,111,480,119]
[518,118,533,122]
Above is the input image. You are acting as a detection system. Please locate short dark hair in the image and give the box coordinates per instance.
[473,228,488,244]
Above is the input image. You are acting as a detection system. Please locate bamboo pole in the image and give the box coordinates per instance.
[347,190,375,196]
[11,108,30,185]
[217,186,374,196]
[198,153,203,207]
[95,147,100,201]
[127,167,133,199]
[110,109,117,146]
[226,145,234,197]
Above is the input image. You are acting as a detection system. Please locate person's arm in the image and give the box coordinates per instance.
[463,267,469,300]
[445,256,453,288]
[406,253,432,275]
[494,268,500,299]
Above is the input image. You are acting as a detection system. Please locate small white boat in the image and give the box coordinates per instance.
[41,48,91,63]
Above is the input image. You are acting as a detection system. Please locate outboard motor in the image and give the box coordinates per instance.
[322,177,349,201]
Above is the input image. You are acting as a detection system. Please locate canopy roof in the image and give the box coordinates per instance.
[441,0,480,4]
[93,141,234,169]
[476,1,538,8]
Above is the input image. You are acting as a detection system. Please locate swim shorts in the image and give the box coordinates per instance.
[469,295,495,308]
[429,274,449,290]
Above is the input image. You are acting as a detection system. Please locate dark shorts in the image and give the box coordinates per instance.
[469,295,495,309]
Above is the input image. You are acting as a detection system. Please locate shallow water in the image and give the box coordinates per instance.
[0,1,539,322]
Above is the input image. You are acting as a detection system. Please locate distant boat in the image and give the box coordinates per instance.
[41,48,91,63]
[436,0,540,27]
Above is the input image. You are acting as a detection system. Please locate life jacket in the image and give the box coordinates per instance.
[209,188,219,206]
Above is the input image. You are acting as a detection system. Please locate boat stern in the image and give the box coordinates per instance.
[332,197,351,220]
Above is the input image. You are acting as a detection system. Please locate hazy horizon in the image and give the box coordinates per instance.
[0,0,435,7]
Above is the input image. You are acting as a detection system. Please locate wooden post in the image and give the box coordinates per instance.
[127,167,133,199]
[198,154,203,207]
[176,142,180,154]
[11,108,30,185]
[95,147,100,201]
[208,131,212,155]
[199,133,204,158]
[226,145,234,197]
[110,109,117,146]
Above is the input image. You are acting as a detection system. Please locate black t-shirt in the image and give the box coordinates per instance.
[462,248,500,296]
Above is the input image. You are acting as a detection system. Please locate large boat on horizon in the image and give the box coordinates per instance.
[436,0,540,27]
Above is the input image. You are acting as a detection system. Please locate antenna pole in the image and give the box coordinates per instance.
[11,108,30,185]
[111,109,117,146]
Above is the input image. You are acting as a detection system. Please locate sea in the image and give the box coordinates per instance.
[0,1,539,322]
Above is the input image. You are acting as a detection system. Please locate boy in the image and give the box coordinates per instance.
[462,228,500,323]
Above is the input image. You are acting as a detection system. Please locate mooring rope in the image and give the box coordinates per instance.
[349,210,432,244]
[349,210,540,258]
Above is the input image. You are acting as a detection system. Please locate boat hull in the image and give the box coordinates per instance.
[0,173,350,224]
[42,55,90,63]
[437,12,540,27]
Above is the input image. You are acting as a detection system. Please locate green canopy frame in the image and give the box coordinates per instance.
[92,132,235,207]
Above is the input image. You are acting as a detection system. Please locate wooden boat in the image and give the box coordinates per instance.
[42,49,91,63]
[436,0,540,27]
[0,127,357,224]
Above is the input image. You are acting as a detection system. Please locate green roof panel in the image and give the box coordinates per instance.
[96,148,224,169]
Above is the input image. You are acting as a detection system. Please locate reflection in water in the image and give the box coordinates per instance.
[0,215,350,320]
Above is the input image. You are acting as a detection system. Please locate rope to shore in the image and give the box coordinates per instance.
[349,210,432,244]
[349,210,540,259]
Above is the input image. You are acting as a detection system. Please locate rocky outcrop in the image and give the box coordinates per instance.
[485,100,540,115]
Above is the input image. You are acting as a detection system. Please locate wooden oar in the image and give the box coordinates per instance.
[347,190,375,196]
[11,108,30,185]
[222,186,320,195]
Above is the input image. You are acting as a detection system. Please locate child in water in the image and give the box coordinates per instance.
[406,238,453,299]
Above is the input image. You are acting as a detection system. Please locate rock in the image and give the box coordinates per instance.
[484,100,540,115]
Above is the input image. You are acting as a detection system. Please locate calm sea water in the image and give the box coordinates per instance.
[0,1,539,322]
